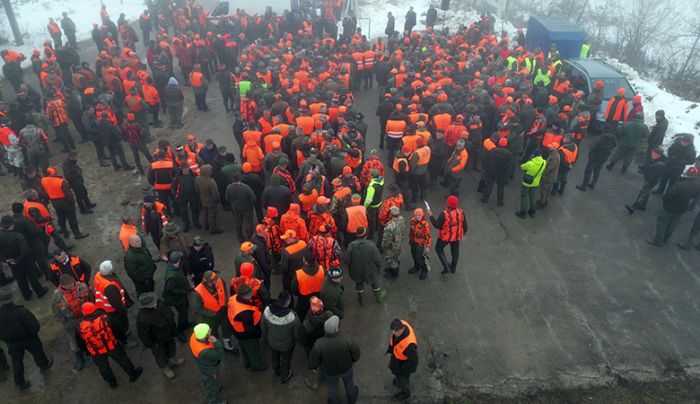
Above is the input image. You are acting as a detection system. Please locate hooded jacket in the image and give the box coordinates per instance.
[261,302,300,352]
[194,164,220,207]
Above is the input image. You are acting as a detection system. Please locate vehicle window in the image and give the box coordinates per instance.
[211,2,230,16]
[568,67,588,94]
[599,78,633,99]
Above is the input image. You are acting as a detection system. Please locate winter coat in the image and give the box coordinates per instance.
[261,303,300,352]
[540,151,560,184]
[0,302,41,344]
[385,15,395,36]
[387,326,419,377]
[162,263,189,307]
[97,119,122,147]
[261,176,292,214]
[308,332,361,376]
[484,147,512,181]
[344,238,383,284]
[642,157,667,186]
[165,83,184,106]
[662,177,700,213]
[320,278,344,319]
[62,159,85,188]
[648,116,668,147]
[188,244,215,280]
[124,246,156,283]
[382,216,406,268]
[194,164,220,207]
[160,231,190,260]
[616,118,649,148]
[665,142,697,172]
[136,300,177,347]
[225,182,256,212]
[587,132,617,165]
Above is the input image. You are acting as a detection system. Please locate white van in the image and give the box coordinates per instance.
[207,0,295,24]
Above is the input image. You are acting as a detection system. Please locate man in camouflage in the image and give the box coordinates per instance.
[382,206,406,279]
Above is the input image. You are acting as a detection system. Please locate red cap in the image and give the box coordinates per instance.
[242,162,252,173]
[594,80,603,89]
[498,138,508,147]
[446,195,459,209]
[186,134,196,141]
[127,113,135,121]
[289,203,300,213]
[342,166,352,175]
[633,95,642,103]
[267,206,278,218]
[617,88,625,96]
[81,302,96,315]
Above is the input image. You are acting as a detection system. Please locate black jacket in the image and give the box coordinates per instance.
[387,327,419,376]
[663,178,700,213]
[484,148,512,180]
[587,132,617,165]
[12,213,44,252]
[189,243,215,278]
[648,117,669,147]
[97,120,122,147]
[62,159,86,188]
[136,300,177,347]
[0,229,31,265]
[261,177,292,215]
[0,302,41,344]
[643,157,667,186]
[665,142,696,172]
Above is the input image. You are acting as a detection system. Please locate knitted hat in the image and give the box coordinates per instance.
[324,315,340,333]
[99,260,113,275]
[446,195,459,209]
[168,250,184,264]
[81,302,96,315]
[240,262,254,277]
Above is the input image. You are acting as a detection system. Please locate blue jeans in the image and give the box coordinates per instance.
[324,368,358,404]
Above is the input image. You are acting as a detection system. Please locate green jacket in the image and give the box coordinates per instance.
[162,263,189,307]
[308,332,361,376]
[320,278,344,319]
[617,118,649,148]
[194,339,224,372]
[344,238,383,284]
[520,156,547,188]
[261,304,300,352]
[124,246,156,282]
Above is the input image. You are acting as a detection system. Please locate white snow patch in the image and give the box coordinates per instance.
[1,0,146,75]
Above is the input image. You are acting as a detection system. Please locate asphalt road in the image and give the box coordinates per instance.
[2,2,700,403]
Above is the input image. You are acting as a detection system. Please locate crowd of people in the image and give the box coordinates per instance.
[0,0,700,403]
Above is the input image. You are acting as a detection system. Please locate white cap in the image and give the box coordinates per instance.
[99,260,113,275]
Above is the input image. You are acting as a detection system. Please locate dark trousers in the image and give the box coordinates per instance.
[607,145,638,172]
[410,242,427,272]
[54,124,75,151]
[130,143,154,172]
[231,209,253,241]
[221,92,233,112]
[481,175,505,204]
[9,262,45,299]
[70,113,89,141]
[7,335,50,386]
[93,345,138,385]
[179,197,200,228]
[446,174,462,196]
[94,140,107,162]
[170,302,190,332]
[168,105,183,127]
[237,338,265,369]
[520,186,538,213]
[71,184,93,211]
[108,143,131,169]
[151,339,176,368]
[435,239,460,272]
[654,209,684,244]
[633,182,655,209]
[409,173,427,203]
[386,137,401,161]
[656,166,684,194]
[108,312,130,344]
[149,104,160,124]
[393,372,411,394]
[54,202,80,235]
[194,93,208,111]
[363,68,373,88]
[133,278,155,296]
[324,368,359,404]
[270,348,293,377]
[581,161,605,186]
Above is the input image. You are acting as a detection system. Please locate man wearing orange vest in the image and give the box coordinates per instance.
[40,167,89,240]
[280,229,308,291]
[228,284,266,371]
[408,137,431,205]
[554,136,579,196]
[387,319,418,401]
[445,139,468,197]
[94,261,135,346]
[141,195,169,248]
[341,194,368,247]
[118,216,140,251]
[291,252,325,321]
[428,195,467,274]
[194,271,235,352]
[190,323,224,403]
[79,302,143,389]
[49,249,91,286]
[148,152,176,211]
[47,18,63,48]
[189,64,209,111]
[362,45,375,89]
[385,111,407,160]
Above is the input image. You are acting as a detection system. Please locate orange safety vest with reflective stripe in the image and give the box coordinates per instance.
[93,273,126,313]
[390,320,418,361]
[438,208,465,242]
[190,333,215,358]
[151,160,174,190]
[50,256,85,283]
[41,176,67,200]
[141,202,169,232]
[227,297,262,333]
[194,279,226,313]
[363,50,375,69]
[176,151,200,175]
[295,266,325,296]
[386,120,406,138]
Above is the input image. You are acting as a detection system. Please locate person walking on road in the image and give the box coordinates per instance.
[190,323,226,404]
[309,315,360,404]
[124,234,157,295]
[647,168,700,246]
[518,150,547,218]
[387,319,418,401]
[0,289,54,391]
[261,290,300,383]
[428,196,467,274]
[344,227,386,305]
[136,292,185,379]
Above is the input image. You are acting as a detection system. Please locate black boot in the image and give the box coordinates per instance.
[515,211,527,219]
[625,204,636,215]
[575,184,587,191]
[418,268,427,280]
[558,183,566,195]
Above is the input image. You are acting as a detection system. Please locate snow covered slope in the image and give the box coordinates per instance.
[1,0,144,72]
